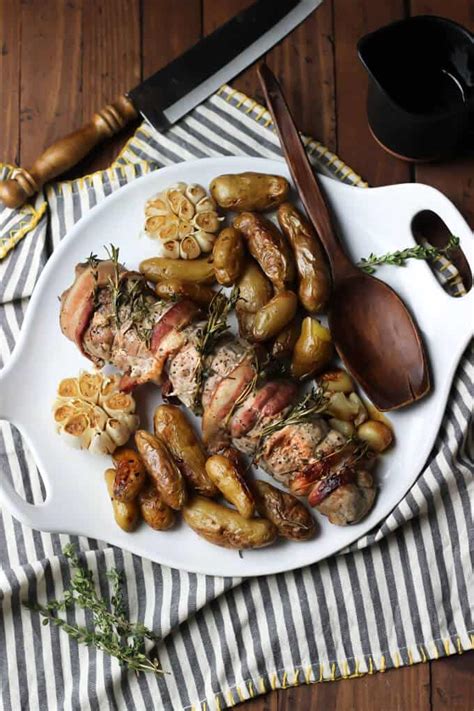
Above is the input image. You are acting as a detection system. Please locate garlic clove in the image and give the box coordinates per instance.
[195,196,217,213]
[193,211,221,233]
[89,430,116,455]
[57,378,80,399]
[78,371,102,403]
[102,391,135,416]
[194,230,216,253]
[185,183,207,204]
[180,236,201,260]
[178,220,194,239]
[162,240,181,259]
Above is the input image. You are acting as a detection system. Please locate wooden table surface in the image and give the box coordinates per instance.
[1,0,472,709]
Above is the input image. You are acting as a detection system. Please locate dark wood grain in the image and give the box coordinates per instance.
[0,1,472,708]
[0,0,20,165]
[432,653,474,711]
[80,0,141,172]
[19,0,82,167]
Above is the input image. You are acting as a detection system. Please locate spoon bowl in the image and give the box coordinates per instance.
[258,64,431,411]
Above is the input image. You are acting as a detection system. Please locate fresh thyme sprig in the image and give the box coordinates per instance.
[358,236,460,275]
[24,545,164,676]
[191,287,240,413]
[254,387,328,462]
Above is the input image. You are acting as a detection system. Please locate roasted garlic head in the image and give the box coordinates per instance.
[53,371,139,455]
[144,182,222,260]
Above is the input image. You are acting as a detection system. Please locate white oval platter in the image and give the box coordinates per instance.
[0,156,472,577]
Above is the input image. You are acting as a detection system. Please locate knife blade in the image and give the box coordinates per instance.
[128,0,323,132]
[0,0,322,209]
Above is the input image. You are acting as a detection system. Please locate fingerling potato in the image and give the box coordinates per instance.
[153,404,217,497]
[155,279,216,307]
[210,172,289,212]
[112,447,147,502]
[135,430,186,510]
[104,468,139,532]
[205,455,255,518]
[235,260,272,314]
[291,317,333,379]
[140,256,215,284]
[212,227,246,286]
[237,311,257,341]
[138,482,175,530]
[272,314,302,359]
[183,496,277,549]
[233,213,295,289]
[252,290,297,342]
[252,480,316,541]
[277,202,331,313]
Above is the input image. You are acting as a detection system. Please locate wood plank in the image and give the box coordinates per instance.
[411,0,474,225]
[236,664,431,710]
[265,2,336,150]
[432,652,474,711]
[203,1,336,150]
[79,0,141,172]
[19,0,82,167]
[0,0,21,165]
[142,0,201,77]
[333,0,411,185]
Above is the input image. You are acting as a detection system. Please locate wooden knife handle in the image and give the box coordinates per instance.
[0,94,137,209]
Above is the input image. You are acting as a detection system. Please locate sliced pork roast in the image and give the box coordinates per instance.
[59,258,376,525]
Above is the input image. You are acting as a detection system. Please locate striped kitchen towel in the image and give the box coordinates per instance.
[0,85,472,711]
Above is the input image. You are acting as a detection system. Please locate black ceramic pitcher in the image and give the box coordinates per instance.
[358,15,474,162]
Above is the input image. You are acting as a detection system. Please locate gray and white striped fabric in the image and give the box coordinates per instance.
[0,85,472,711]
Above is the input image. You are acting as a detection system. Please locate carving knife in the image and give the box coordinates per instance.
[0,0,322,209]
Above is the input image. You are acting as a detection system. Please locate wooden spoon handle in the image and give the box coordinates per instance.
[258,64,355,284]
[0,95,137,209]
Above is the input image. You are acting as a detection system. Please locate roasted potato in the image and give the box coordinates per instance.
[277,202,331,313]
[212,227,246,286]
[291,317,333,379]
[252,290,298,342]
[357,420,393,452]
[237,311,257,341]
[135,430,186,510]
[182,496,277,549]
[236,260,272,314]
[210,172,289,212]
[140,256,215,285]
[155,279,216,307]
[233,213,295,290]
[104,468,139,532]
[252,480,316,541]
[138,482,175,530]
[111,447,147,503]
[205,455,255,518]
[153,404,217,497]
[326,392,367,425]
[272,314,302,359]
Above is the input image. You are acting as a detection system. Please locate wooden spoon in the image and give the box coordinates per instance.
[258,64,430,411]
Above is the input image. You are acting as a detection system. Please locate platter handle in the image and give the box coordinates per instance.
[0,354,60,530]
[408,183,473,302]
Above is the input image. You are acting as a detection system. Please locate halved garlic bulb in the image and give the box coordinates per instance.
[53,370,139,454]
[144,182,222,258]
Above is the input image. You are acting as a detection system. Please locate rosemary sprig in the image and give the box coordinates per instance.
[358,236,460,275]
[254,387,328,462]
[24,545,164,675]
[191,287,239,413]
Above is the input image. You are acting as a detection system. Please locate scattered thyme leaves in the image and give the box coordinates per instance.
[24,545,164,675]
[358,236,460,275]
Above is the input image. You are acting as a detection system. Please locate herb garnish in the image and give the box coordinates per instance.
[254,387,328,462]
[358,236,460,274]
[24,545,164,675]
[102,244,159,347]
[191,287,239,414]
